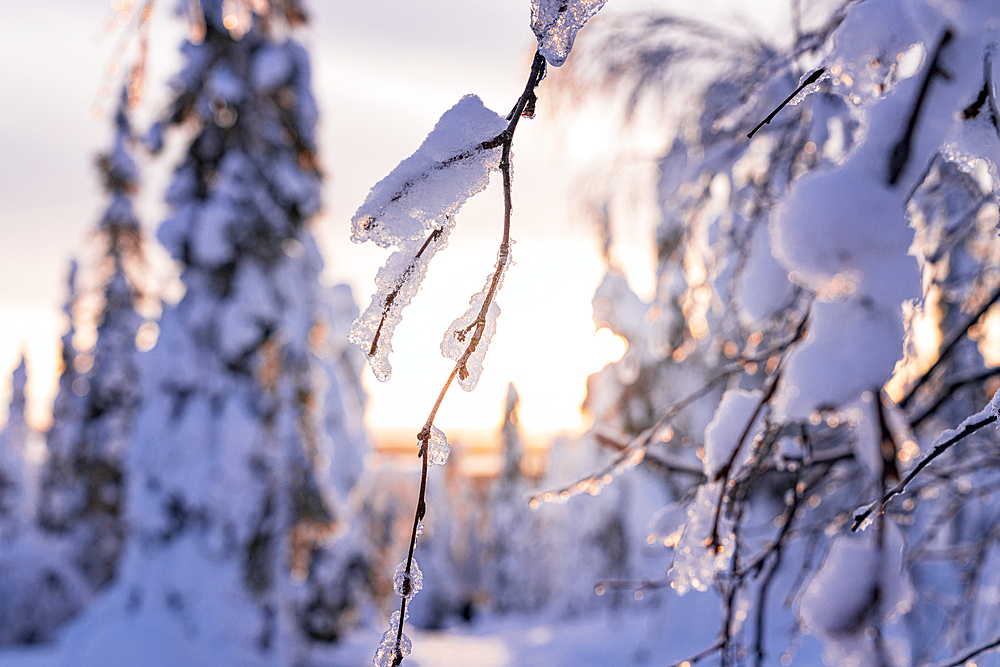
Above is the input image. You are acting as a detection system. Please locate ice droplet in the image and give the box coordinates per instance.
[392,560,424,601]
[440,244,512,391]
[374,631,411,667]
[530,0,609,67]
[426,426,451,466]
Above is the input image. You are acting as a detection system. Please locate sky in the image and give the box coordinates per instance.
[0,0,667,439]
[0,0,802,440]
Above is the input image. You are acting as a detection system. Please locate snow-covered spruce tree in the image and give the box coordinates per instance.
[480,383,551,613]
[0,356,31,545]
[0,353,89,646]
[37,91,145,597]
[537,0,1000,665]
[59,3,357,665]
[350,2,611,663]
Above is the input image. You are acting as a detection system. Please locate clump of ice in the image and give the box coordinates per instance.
[440,244,512,391]
[787,69,831,107]
[351,95,507,248]
[425,426,451,466]
[350,219,456,381]
[647,505,687,548]
[667,483,734,594]
[703,389,763,479]
[374,625,412,667]
[392,560,423,601]
[530,0,608,67]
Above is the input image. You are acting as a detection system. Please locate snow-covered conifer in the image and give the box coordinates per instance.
[0,354,90,647]
[38,92,145,593]
[0,356,31,543]
[59,3,357,664]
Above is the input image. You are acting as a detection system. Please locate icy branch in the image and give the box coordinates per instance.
[852,390,1000,530]
[531,0,608,67]
[351,95,508,248]
[746,68,826,139]
[350,220,455,381]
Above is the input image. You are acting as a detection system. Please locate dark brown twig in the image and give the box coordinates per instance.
[886,28,954,186]
[747,68,825,139]
[385,51,547,665]
[851,413,997,531]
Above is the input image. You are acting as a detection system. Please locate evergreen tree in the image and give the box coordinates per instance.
[61,2,354,664]
[38,91,144,593]
[0,354,90,646]
[0,355,30,544]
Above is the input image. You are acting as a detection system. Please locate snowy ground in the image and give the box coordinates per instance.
[0,603,734,667]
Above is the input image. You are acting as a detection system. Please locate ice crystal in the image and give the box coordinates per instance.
[374,630,411,667]
[667,483,734,594]
[350,219,456,381]
[392,560,423,601]
[425,426,450,466]
[440,244,512,391]
[530,0,608,67]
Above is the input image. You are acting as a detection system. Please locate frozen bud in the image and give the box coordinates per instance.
[393,560,423,601]
[426,426,450,466]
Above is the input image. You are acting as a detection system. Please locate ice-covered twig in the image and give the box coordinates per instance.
[909,367,1000,428]
[350,220,455,381]
[708,366,783,549]
[899,280,1000,409]
[936,634,1000,667]
[851,400,999,531]
[382,51,547,667]
[746,68,825,139]
[885,28,954,186]
[531,371,729,505]
[532,312,811,505]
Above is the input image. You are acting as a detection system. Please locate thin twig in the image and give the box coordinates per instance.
[851,413,997,531]
[886,28,954,186]
[910,366,1000,428]
[747,68,825,139]
[934,634,1000,667]
[900,281,1000,410]
[386,51,547,665]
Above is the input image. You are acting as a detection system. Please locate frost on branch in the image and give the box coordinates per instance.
[667,483,734,594]
[350,218,456,381]
[351,95,507,248]
[703,389,764,479]
[425,425,451,466]
[374,628,411,667]
[440,244,513,391]
[531,0,608,67]
[392,559,424,601]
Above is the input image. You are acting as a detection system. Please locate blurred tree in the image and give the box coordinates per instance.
[545,0,1000,664]
[57,1,367,664]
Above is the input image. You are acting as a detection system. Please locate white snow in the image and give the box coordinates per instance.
[351,95,507,249]
[702,389,763,479]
